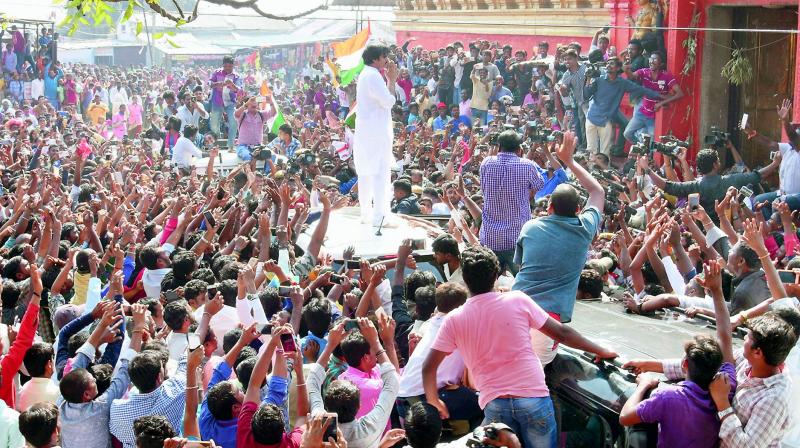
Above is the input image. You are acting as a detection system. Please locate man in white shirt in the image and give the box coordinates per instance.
[397,283,480,426]
[175,93,209,132]
[354,44,399,227]
[30,73,44,103]
[109,80,129,110]
[171,124,202,173]
[749,99,800,216]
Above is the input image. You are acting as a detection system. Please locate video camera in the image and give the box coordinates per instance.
[465,423,511,448]
[251,145,272,161]
[704,126,730,149]
[630,134,689,158]
[584,61,605,79]
[527,121,563,144]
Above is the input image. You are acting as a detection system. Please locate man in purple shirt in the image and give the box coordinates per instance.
[208,55,241,147]
[620,260,737,448]
[11,26,25,72]
[623,52,683,143]
[479,130,544,275]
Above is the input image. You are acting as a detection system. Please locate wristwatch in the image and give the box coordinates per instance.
[717,407,734,420]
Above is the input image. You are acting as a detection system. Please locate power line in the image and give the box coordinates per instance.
[188,10,800,34]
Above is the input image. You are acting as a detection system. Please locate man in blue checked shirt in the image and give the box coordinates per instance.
[109,345,191,447]
[479,130,545,275]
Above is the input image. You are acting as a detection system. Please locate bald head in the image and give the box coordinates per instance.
[550,184,580,217]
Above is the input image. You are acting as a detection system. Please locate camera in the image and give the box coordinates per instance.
[251,145,272,161]
[584,61,605,79]
[466,425,499,448]
[704,126,730,148]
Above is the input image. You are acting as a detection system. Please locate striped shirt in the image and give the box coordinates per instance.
[663,349,792,448]
[479,152,544,251]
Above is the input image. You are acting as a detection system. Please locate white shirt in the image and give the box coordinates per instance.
[398,314,465,397]
[175,104,209,132]
[171,136,202,168]
[353,65,395,176]
[193,305,239,356]
[30,78,44,100]
[109,86,129,107]
[166,332,189,361]
[778,143,800,195]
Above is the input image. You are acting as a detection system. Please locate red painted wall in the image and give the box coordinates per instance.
[394,30,593,54]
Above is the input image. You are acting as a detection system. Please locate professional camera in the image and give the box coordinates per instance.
[704,126,730,149]
[584,61,605,79]
[296,151,316,166]
[465,423,513,448]
[251,145,272,161]
[629,133,653,156]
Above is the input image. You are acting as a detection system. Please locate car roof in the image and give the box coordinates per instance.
[570,300,743,361]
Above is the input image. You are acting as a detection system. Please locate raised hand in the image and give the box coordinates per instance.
[739,218,769,257]
[777,98,792,122]
[555,130,577,164]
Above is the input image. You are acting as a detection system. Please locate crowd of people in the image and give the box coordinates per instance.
[0,20,799,448]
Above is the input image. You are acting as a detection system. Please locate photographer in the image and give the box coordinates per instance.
[583,57,662,158]
[234,96,276,162]
[641,147,782,224]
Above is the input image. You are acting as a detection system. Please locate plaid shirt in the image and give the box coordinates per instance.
[109,354,188,448]
[663,349,792,448]
[479,152,544,251]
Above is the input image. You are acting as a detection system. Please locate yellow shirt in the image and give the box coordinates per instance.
[86,102,109,126]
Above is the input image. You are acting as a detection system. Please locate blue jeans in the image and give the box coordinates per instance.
[472,108,487,126]
[483,397,557,448]
[492,249,518,276]
[624,107,655,143]
[211,103,237,147]
[453,86,462,105]
[236,144,253,161]
[753,190,800,219]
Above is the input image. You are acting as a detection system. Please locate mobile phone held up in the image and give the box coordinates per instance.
[203,210,216,228]
[280,333,297,353]
[322,413,338,441]
[187,333,202,351]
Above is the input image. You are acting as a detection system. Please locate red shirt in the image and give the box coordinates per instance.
[236,401,303,448]
[0,302,39,409]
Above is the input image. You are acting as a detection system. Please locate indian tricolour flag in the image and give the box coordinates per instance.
[332,23,371,87]
[267,93,285,135]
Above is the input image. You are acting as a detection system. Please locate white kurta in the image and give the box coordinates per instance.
[353,65,394,176]
[354,65,396,225]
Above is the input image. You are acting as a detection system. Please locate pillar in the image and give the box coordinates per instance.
[793,3,800,126]
[658,0,697,158]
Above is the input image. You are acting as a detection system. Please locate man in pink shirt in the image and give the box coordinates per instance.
[422,246,617,447]
[623,52,683,143]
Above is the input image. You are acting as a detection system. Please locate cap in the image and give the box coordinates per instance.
[54,304,84,330]
[437,102,447,109]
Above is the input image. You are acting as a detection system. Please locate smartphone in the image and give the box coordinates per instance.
[344,319,359,331]
[216,187,226,201]
[280,333,297,352]
[626,170,635,181]
[322,413,338,441]
[203,210,216,228]
[770,151,779,160]
[738,186,754,202]
[688,193,700,210]
[278,286,293,296]
[739,113,749,130]
[164,289,180,302]
[329,274,347,285]
[346,259,361,270]
[778,270,799,283]
[187,333,202,351]
[258,323,273,335]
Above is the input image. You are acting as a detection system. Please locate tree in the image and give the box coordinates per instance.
[55,0,330,36]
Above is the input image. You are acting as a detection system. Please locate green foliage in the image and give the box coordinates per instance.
[681,35,696,77]
[721,48,753,86]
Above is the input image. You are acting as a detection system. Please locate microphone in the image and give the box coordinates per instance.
[375,216,385,236]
